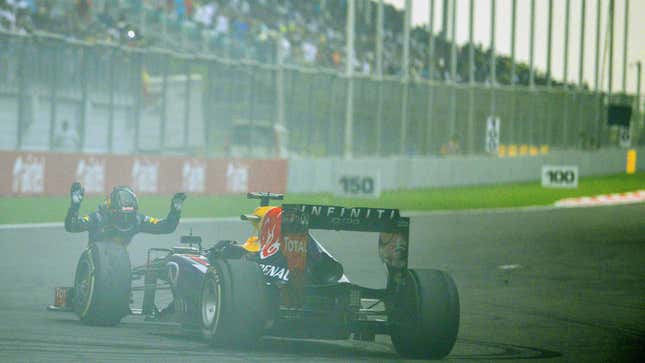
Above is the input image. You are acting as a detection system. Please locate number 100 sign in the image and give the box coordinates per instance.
[541,165,579,189]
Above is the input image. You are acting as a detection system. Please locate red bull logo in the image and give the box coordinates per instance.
[259,208,282,260]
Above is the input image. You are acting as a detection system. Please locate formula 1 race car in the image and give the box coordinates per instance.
[49,192,460,359]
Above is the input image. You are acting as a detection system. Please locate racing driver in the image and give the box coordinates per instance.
[65,182,186,244]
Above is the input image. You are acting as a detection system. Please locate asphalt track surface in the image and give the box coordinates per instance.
[0,204,644,362]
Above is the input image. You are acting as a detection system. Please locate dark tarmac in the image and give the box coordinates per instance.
[0,204,643,362]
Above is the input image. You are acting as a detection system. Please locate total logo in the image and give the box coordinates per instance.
[285,238,306,254]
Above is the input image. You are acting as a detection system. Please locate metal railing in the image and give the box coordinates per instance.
[0,31,641,157]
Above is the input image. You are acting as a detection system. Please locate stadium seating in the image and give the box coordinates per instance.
[0,0,578,88]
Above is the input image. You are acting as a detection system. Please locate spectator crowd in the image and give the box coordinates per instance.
[0,0,581,88]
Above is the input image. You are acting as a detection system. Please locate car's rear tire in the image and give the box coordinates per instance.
[389,268,460,359]
[73,242,131,326]
[200,258,268,347]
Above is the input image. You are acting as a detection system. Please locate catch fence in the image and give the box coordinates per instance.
[0,31,640,158]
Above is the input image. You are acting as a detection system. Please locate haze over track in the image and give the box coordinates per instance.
[0,204,643,361]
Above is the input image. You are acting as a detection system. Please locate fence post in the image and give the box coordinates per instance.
[79,45,89,152]
[275,39,286,157]
[425,0,435,155]
[305,73,314,155]
[49,43,58,151]
[184,60,191,153]
[562,89,569,148]
[344,0,355,159]
[427,82,436,154]
[133,51,143,153]
[226,63,235,157]
[637,62,642,141]
[160,53,169,152]
[325,75,336,157]
[376,79,384,155]
[400,80,409,155]
[204,60,213,155]
[108,48,115,153]
[248,64,255,156]
[269,65,277,156]
[466,0,475,154]
[16,38,26,150]
[344,76,354,159]
[490,0,497,129]
[448,0,457,145]
[561,0,570,148]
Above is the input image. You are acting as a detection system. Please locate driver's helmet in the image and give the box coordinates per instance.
[107,186,139,232]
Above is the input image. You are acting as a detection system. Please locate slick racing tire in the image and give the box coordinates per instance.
[389,268,460,359]
[200,258,268,347]
[73,242,131,326]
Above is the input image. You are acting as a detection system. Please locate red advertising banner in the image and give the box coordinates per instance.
[0,151,287,197]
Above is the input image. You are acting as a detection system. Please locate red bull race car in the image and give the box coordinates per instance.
[50,192,460,359]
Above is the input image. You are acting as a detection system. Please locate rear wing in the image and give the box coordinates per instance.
[278,204,410,304]
[281,204,409,234]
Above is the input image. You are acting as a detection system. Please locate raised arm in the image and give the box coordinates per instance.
[64,182,95,232]
[140,193,186,234]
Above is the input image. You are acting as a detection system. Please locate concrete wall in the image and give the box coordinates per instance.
[638,148,645,171]
[287,147,645,193]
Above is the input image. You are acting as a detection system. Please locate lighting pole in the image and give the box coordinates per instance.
[510,0,517,144]
[529,0,536,88]
[375,0,383,155]
[562,0,570,147]
[511,0,517,86]
[636,62,642,135]
[467,0,475,152]
[578,0,586,88]
[344,0,355,159]
[400,0,412,155]
[594,0,602,92]
[621,0,629,93]
[449,0,457,140]
[425,0,436,154]
[546,0,553,87]
[608,0,615,96]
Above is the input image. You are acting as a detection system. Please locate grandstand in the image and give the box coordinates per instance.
[0,0,642,157]
[0,0,579,85]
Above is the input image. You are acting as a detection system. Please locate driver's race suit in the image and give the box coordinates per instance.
[64,205,181,244]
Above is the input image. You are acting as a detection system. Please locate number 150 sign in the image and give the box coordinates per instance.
[335,172,381,198]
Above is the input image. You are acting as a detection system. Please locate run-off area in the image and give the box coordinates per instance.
[0,204,643,362]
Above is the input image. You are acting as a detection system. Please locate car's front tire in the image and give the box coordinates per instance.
[73,242,131,326]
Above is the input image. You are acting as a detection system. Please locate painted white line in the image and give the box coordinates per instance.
[0,222,63,229]
[180,217,240,223]
[498,264,522,270]
[2,199,644,229]
[401,204,559,216]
